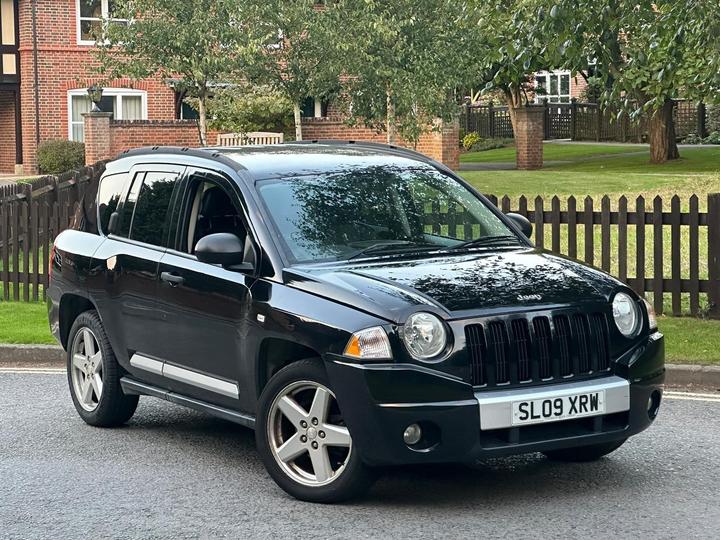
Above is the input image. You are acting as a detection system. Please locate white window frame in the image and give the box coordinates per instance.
[76,0,128,46]
[67,88,148,141]
[534,70,572,104]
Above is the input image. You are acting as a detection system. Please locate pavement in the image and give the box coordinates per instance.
[1,368,719,539]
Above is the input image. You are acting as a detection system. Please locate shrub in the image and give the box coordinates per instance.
[682,132,703,144]
[469,137,514,152]
[37,140,85,175]
[702,131,720,145]
[462,132,481,151]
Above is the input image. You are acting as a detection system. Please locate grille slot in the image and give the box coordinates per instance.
[465,311,612,388]
[465,324,486,386]
[554,315,573,376]
[511,319,532,382]
[487,322,509,384]
[533,317,552,379]
[590,312,611,371]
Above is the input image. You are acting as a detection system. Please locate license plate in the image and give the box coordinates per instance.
[511,390,606,426]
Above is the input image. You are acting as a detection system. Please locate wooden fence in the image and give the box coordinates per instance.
[486,193,720,318]
[0,164,101,302]
[423,193,720,318]
[1,167,719,319]
[462,99,708,142]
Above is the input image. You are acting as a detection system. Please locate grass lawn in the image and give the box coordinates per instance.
[460,144,720,200]
[0,301,717,365]
[461,142,643,164]
[0,301,54,345]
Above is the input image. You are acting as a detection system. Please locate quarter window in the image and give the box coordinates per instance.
[77,0,128,44]
[97,172,128,234]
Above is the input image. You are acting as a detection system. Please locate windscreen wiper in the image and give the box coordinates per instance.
[450,234,522,250]
[346,240,432,261]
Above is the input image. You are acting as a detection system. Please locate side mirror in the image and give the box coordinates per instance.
[195,233,253,272]
[108,211,120,235]
[506,212,533,239]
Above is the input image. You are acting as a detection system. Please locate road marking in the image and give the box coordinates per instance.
[0,367,65,374]
[665,391,720,403]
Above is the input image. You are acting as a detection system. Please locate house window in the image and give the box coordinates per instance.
[77,0,127,44]
[0,0,18,81]
[535,71,571,103]
[68,88,147,142]
[300,97,329,118]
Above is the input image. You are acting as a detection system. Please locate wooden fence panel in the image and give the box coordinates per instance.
[618,196,628,283]
[653,197,664,315]
[689,195,700,316]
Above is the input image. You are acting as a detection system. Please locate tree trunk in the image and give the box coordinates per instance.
[386,84,397,144]
[648,99,680,163]
[293,102,303,141]
[197,94,208,146]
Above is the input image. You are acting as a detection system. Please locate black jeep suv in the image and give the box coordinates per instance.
[48,142,664,502]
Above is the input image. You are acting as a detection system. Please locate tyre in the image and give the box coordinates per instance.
[67,310,139,427]
[543,439,627,462]
[256,359,375,503]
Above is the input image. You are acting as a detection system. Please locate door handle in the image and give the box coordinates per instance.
[160,272,185,286]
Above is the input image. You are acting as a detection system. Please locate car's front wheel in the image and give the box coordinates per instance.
[256,359,375,503]
[67,310,139,427]
[543,439,627,462]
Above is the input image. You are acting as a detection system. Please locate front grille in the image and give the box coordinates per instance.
[465,312,611,387]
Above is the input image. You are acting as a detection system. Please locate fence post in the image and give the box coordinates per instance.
[708,193,720,319]
[488,101,495,138]
[697,102,707,139]
[542,99,550,140]
[570,98,578,140]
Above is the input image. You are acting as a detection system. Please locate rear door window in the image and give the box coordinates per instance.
[127,171,180,246]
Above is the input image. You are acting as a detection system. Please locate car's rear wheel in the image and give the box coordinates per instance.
[543,439,627,462]
[256,359,375,503]
[67,310,138,427]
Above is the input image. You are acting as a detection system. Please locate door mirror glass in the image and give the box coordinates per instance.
[195,233,252,271]
[505,212,533,239]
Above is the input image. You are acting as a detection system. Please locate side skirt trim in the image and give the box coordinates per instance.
[129,353,239,399]
[120,377,256,429]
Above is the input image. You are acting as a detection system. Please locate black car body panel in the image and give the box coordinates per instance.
[49,142,664,466]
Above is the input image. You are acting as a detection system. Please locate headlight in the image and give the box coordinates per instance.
[613,292,640,337]
[343,326,392,360]
[643,298,658,331]
[402,312,447,360]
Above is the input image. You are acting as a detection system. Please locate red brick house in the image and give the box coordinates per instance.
[0,1,458,175]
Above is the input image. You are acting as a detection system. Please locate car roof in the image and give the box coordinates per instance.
[212,142,440,180]
[110,141,442,181]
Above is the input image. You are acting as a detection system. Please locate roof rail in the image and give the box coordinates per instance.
[113,146,246,170]
[292,139,437,165]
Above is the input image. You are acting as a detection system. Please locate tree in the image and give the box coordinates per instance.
[326,0,469,145]
[552,0,720,163]
[94,0,256,145]
[244,1,340,141]
[462,1,564,136]
[201,83,294,136]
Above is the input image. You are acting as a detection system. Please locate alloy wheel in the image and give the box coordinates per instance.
[267,380,352,487]
[70,327,104,412]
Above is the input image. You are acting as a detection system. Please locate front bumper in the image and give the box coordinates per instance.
[326,331,664,466]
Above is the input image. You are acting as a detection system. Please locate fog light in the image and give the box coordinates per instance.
[403,423,422,445]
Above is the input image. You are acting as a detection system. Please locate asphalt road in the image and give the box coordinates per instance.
[1,370,719,539]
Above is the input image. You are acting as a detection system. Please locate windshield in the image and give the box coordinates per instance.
[256,165,519,263]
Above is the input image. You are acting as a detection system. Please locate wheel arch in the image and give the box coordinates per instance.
[256,337,323,400]
[58,293,97,349]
